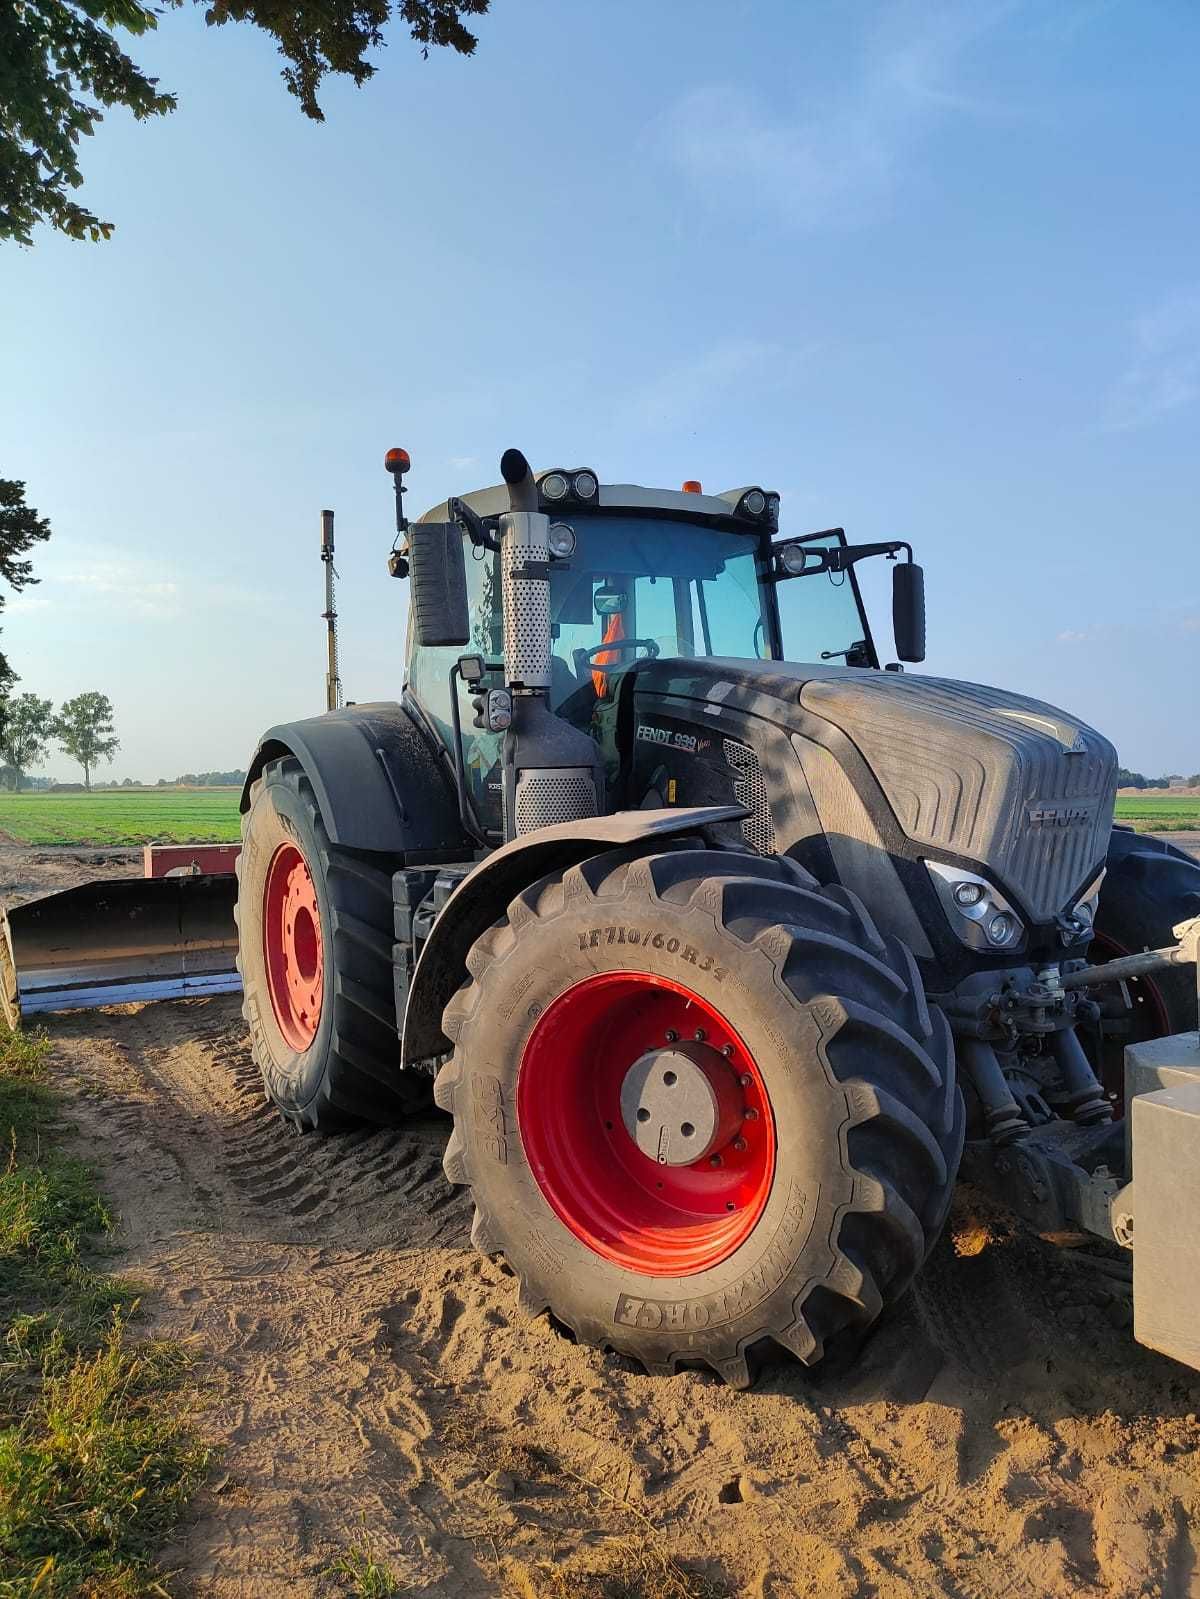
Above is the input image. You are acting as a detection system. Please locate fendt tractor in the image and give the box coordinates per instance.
[230,447,1200,1385]
[4,448,1198,1385]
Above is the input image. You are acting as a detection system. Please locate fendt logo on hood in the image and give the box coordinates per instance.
[636,724,711,755]
[1028,801,1094,828]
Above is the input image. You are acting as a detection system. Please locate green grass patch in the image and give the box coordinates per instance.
[0,791,241,848]
[0,1028,208,1595]
[1114,795,1200,832]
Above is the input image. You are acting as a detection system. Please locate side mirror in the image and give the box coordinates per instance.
[892,561,925,663]
[408,523,470,647]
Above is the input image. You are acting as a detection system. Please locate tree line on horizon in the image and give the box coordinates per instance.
[1118,767,1200,791]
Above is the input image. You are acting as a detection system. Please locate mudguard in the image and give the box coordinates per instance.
[241,701,468,859]
[401,804,746,1067]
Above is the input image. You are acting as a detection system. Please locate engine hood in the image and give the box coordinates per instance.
[627,659,1118,924]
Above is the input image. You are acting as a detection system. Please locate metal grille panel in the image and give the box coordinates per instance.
[501,514,552,688]
[515,770,597,833]
[722,739,776,855]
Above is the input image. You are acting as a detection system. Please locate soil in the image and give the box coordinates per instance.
[12,845,1200,1598]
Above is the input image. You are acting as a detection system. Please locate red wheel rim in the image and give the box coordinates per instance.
[262,842,324,1051]
[517,973,776,1276]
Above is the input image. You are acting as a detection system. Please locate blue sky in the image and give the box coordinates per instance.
[2,0,1197,782]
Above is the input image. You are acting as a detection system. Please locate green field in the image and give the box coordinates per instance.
[0,786,1191,848]
[1114,795,1200,831]
[0,788,242,846]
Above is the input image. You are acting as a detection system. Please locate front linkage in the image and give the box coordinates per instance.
[945,916,1200,1246]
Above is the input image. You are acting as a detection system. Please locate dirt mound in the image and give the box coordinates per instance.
[43,994,1200,1598]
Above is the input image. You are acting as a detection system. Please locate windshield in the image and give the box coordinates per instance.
[546,516,769,720]
[775,532,874,667]
[545,516,872,722]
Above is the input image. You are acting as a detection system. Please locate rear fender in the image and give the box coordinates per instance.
[241,701,467,858]
[401,804,746,1067]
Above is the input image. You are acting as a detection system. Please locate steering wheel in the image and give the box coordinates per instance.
[581,638,661,673]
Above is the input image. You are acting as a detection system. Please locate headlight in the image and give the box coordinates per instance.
[779,543,810,576]
[925,861,1025,952]
[1060,867,1104,945]
[573,470,598,500]
[542,472,569,501]
[547,521,576,559]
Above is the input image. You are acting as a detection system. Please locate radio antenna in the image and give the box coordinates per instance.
[320,509,343,712]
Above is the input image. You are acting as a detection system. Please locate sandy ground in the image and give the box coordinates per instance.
[9,844,1200,1598]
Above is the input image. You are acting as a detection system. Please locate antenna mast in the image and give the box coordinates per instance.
[320,509,342,712]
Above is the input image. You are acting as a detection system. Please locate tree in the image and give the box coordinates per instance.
[0,481,52,732]
[0,693,55,788]
[1,0,490,247]
[1117,768,1147,789]
[53,692,120,789]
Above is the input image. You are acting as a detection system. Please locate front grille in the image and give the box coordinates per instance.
[514,770,597,833]
[722,739,776,856]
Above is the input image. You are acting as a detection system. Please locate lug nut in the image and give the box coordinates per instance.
[665,1029,679,1042]
[733,1137,747,1152]
[709,1154,722,1167]
[694,1028,706,1041]
[739,1074,752,1087]
[722,1044,734,1057]
[744,1107,759,1121]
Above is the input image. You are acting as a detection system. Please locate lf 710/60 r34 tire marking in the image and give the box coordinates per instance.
[435,845,964,1386]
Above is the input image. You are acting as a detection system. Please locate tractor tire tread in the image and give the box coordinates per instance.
[436,844,962,1385]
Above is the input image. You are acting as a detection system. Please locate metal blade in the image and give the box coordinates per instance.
[1,874,240,1026]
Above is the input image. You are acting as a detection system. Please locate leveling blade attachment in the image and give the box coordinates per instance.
[0,874,240,1027]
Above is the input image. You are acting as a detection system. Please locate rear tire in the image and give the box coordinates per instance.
[435,846,964,1386]
[236,757,429,1128]
[1089,828,1200,1103]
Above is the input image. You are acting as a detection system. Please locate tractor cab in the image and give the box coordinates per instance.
[401,468,922,841]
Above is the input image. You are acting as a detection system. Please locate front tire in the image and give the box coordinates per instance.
[435,846,964,1385]
[236,757,428,1128]
[1088,828,1200,1104]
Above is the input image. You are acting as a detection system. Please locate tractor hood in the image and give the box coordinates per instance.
[626,658,1118,927]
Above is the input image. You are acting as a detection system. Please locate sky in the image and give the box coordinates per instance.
[1,0,1197,783]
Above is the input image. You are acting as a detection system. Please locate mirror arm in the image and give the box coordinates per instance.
[448,496,501,553]
[826,540,910,573]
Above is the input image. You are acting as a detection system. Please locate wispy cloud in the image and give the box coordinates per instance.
[58,564,181,619]
[1103,289,1200,431]
[7,542,269,624]
[654,2,1024,229]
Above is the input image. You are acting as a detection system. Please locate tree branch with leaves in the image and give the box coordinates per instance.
[1,0,491,246]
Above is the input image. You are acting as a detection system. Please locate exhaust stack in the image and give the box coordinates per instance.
[497,448,603,840]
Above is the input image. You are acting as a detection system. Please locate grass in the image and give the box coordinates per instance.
[2,786,1188,851]
[0,791,241,848]
[1114,795,1200,832]
[0,1027,208,1595]
[328,1525,407,1597]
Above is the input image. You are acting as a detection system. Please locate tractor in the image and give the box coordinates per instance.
[149,450,1200,1381]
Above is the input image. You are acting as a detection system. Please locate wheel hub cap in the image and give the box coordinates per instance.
[516,971,776,1276]
[619,1042,743,1166]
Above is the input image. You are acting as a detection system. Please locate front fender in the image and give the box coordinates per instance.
[241,701,467,858]
[401,804,746,1066]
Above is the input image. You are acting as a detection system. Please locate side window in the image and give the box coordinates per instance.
[405,541,504,833]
